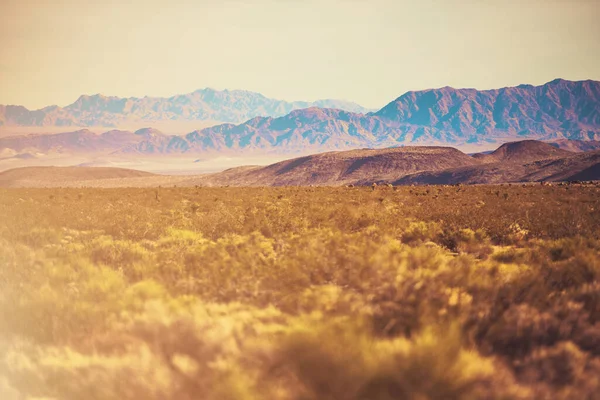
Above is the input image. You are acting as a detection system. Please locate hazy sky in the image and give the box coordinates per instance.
[1,0,599,109]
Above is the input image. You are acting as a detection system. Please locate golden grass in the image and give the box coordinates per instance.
[0,185,599,399]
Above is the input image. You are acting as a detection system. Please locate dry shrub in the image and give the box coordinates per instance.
[267,321,528,400]
[439,228,494,259]
[401,221,442,245]
[0,185,599,399]
[514,342,600,399]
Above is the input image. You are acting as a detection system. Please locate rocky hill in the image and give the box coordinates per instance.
[395,150,600,185]
[189,140,599,187]
[190,146,480,186]
[472,140,573,163]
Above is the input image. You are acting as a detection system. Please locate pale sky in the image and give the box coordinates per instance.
[1,0,599,110]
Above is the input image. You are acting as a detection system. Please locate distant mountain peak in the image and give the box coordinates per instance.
[134,128,163,137]
[548,78,569,85]
[74,93,108,102]
[0,88,371,127]
[288,106,328,117]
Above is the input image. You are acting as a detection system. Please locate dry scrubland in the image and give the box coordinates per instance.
[1,184,600,399]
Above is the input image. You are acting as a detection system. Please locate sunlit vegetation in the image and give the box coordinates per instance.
[1,184,599,399]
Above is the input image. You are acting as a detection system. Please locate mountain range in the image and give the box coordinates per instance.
[190,77,600,151]
[1,79,599,157]
[0,89,371,127]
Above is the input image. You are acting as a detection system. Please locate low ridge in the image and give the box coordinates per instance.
[473,140,573,163]
[190,140,600,187]
[0,166,156,188]
[188,146,482,186]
